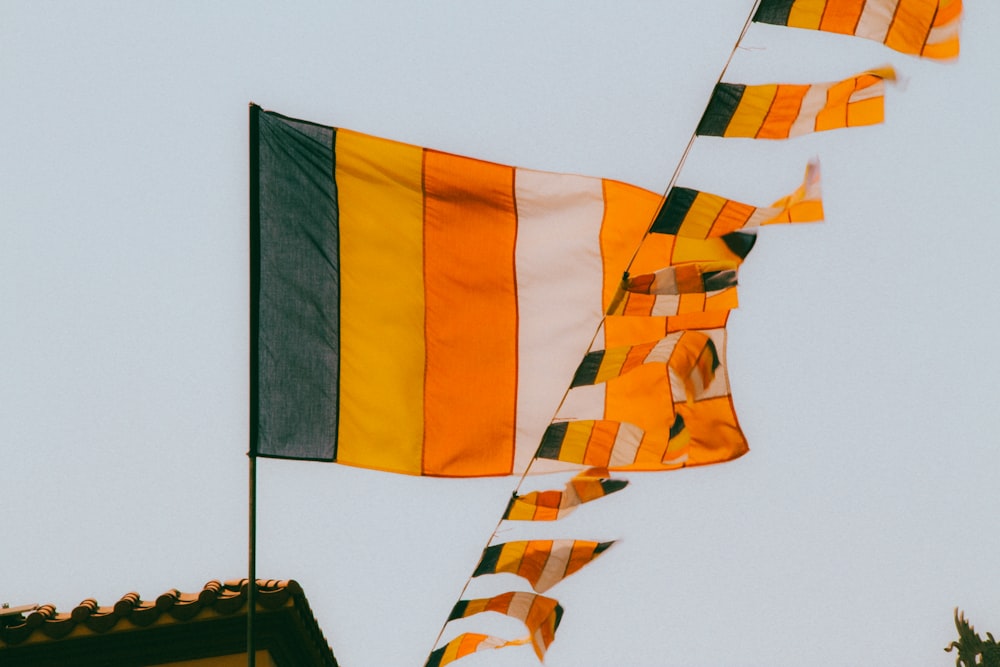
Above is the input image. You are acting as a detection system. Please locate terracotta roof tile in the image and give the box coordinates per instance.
[0,579,337,667]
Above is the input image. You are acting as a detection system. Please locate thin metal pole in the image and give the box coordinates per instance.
[248,453,257,667]
[247,101,261,667]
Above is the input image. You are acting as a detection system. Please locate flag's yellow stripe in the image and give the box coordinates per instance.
[685,192,727,238]
[422,150,517,476]
[724,84,777,138]
[595,345,630,384]
[560,421,593,464]
[335,130,425,474]
[787,0,826,30]
[497,540,529,575]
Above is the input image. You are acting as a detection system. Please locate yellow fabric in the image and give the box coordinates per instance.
[335,130,426,474]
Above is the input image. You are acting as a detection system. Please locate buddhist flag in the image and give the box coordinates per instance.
[504,468,629,521]
[753,0,962,60]
[252,106,680,476]
[447,592,563,659]
[473,540,615,593]
[651,160,823,238]
[696,68,895,139]
[425,633,527,667]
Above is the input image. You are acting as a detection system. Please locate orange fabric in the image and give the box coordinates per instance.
[819,0,866,34]
[600,180,665,310]
[714,199,757,236]
[678,396,749,466]
[886,0,938,55]
[758,84,809,139]
[421,150,518,476]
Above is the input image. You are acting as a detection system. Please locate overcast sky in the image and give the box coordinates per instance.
[2,2,998,666]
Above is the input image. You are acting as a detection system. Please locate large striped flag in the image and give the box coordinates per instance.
[753,0,962,59]
[251,106,758,477]
[473,539,615,593]
[696,68,896,139]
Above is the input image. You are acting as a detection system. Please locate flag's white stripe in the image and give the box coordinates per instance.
[857,0,900,43]
[649,294,682,316]
[789,82,833,137]
[608,422,643,467]
[535,540,575,592]
[514,169,606,474]
[643,333,683,365]
[927,19,960,46]
[848,78,886,104]
[506,591,537,625]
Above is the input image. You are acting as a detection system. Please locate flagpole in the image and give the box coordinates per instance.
[247,453,257,667]
[247,101,261,667]
[424,1,765,663]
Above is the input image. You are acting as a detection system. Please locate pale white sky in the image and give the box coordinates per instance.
[2,3,998,666]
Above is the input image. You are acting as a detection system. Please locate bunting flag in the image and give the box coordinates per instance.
[473,540,615,593]
[538,415,690,468]
[425,633,528,667]
[606,232,753,319]
[571,330,718,393]
[696,67,896,139]
[252,105,764,477]
[651,160,823,238]
[753,0,962,60]
[504,468,629,521]
[552,326,748,470]
[447,592,564,659]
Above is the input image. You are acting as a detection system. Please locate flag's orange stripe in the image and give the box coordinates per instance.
[600,180,666,311]
[819,0,865,34]
[422,150,517,476]
[713,200,756,236]
[518,540,553,585]
[846,95,885,128]
[565,541,599,578]
[787,0,825,30]
[583,420,623,467]
[935,0,962,25]
[620,340,657,376]
[485,593,514,615]
[757,84,808,139]
[886,0,938,55]
[666,308,731,333]
[604,363,672,462]
[677,395,749,466]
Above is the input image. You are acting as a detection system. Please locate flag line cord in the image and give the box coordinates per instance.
[424,0,763,662]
